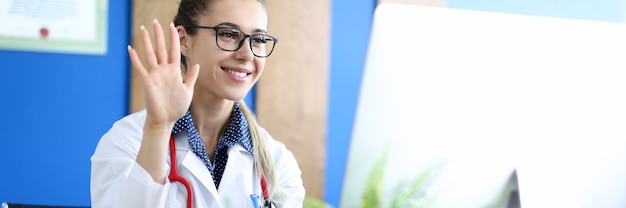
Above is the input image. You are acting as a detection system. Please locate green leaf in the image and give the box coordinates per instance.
[390,160,446,208]
[303,196,334,208]
[361,143,392,208]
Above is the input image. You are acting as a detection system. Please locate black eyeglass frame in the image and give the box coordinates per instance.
[180,25,278,58]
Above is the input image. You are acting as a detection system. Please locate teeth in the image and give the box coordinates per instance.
[226,69,247,78]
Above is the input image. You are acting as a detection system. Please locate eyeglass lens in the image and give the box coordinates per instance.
[216,27,275,57]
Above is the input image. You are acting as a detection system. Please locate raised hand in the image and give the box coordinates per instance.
[128,19,200,130]
[129,19,200,183]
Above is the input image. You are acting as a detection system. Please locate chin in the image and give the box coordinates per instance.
[222,92,249,101]
[220,85,255,101]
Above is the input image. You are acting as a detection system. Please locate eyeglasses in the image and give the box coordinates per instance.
[181,25,278,58]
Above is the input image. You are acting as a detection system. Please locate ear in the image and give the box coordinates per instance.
[177,26,190,57]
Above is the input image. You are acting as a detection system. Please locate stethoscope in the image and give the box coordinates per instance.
[168,135,276,208]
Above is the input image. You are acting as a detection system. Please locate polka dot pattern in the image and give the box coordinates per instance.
[171,102,253,189]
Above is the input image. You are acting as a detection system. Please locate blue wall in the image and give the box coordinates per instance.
[326,0,376,206]
[0,1,130,206]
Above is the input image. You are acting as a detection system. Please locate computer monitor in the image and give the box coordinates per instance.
[340,3,626,208]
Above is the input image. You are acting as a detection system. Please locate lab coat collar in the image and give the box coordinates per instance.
[173,133,222,207]
[173,133,255,206]
[219,144,254,191]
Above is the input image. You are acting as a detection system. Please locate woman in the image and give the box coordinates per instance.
[90,0,305,207]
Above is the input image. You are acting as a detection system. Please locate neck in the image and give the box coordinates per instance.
[189,98,235,148]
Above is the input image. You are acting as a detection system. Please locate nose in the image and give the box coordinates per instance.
[234,36,254,61]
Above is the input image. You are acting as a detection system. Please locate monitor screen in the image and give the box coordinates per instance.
[340,3,626,208]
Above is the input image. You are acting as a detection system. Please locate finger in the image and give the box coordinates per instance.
[140,25,158,69]
[168,23,181,64]
[128,45,148,78]
[152,19,167,65]
[184,64,200,89]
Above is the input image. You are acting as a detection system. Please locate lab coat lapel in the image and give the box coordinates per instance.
[174,136,221,206]
[219,145,254,191]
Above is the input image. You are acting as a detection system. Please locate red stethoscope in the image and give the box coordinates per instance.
[167,135,275,208]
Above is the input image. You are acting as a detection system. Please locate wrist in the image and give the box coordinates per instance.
[144,122,175,131]
[143,116,176,131]
[143,121,175,140]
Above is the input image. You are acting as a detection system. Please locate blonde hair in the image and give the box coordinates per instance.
[237,100,277,195]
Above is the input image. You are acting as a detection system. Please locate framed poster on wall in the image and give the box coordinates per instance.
[0,0,107,55]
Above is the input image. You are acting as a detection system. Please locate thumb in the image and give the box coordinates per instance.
[184,64,200,89]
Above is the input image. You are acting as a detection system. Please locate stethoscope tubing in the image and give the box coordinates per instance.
[168,135,272,208]
[169,135,194,208]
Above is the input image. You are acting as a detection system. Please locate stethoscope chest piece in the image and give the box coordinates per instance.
[263,199,276,208]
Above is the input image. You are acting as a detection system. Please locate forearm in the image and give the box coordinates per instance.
[136,124,172,184]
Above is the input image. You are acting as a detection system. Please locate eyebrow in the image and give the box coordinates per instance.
[216,22,267,34]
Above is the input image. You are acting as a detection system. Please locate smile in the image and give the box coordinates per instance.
[222,67,251,78]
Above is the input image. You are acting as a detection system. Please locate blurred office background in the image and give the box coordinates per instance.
[0,0,624,206]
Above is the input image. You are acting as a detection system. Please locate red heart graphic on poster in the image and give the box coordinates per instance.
[40,27,49,39]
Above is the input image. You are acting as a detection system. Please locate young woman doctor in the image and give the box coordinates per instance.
[90,0,305,207]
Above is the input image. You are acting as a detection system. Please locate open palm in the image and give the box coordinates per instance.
[128,20,200,129]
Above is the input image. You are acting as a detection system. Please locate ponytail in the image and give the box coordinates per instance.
[237,100,277,195]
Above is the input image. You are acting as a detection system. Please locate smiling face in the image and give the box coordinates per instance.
[178,0,269,102]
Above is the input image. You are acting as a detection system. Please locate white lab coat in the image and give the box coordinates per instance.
[90,110,305,208]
